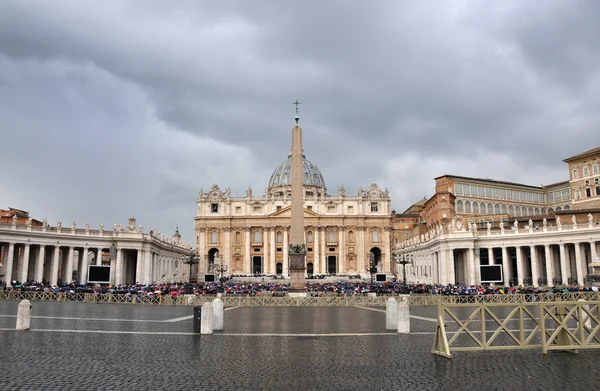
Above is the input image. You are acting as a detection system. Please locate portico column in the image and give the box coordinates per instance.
[263,228,269,274]
[559,243,569,284]
[20,244,31,283]
[283,228,289,277]
[357,227,365,277]
[516,247,525,286]
[530,246,539,287]
[198,228,206,276]
[64,246,74,283]
[35,245,45,283]
[144,250,152,284]
[313,227,319,274]
[488,248,495,265]
[244,228,251,275]
[466,248,475,286]
[270,228,276,275]
[224,228,231,274]
[502,247,511,286]
[4,243,15,286]
[574,243,584,286]
[96,248,103,265]
[338,228,345,274]
[80,247,89,283]
[50,246,60,286]
[544,245,555,286]
[447,249,456,284]
[438,250,447,284]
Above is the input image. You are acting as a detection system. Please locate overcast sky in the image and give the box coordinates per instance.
[1,0,599,244]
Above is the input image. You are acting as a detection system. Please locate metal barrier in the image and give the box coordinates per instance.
[432,300,600,358]
[2,291,600,307]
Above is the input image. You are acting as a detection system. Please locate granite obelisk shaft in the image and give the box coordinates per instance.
[288,119,306,292]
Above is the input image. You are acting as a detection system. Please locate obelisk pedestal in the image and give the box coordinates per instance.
[288,103,306,296]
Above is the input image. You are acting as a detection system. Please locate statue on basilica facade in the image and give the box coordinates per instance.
[57,221,62,229]
[543,217,547,228]
[246,186,253,198]
[556,216,561,227]
[572,215,577,226]
[42,218,47,227]
[338,186,345,197]
[12,214,17,224]
[589,213,594,224]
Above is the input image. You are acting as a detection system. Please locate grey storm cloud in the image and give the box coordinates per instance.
[1,0,599,242]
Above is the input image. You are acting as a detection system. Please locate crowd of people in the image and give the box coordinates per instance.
[2,278,598,297]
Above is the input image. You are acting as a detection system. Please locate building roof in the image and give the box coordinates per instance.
[543,180,570,190]
[434,174,543,191]
[563,146,600,163]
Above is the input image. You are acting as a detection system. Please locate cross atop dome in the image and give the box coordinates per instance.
[293,99,301,124]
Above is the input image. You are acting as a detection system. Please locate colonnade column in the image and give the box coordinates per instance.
[96,248,102,265]
[574,243,584,285]
[516,247,524,286]
[50,246,59,286]
[263,228,269,274]
[466,248,475,286]
[115,248,123,285]
[530,246,539,287]
[135,250,143,284]
[64,247,74,283]
[244,228,251,275]
[224,228,231,275]
[502,247,511,286]
[283,228,289,277]
[4,243,15,286]
[338,227,345,274]
[438,249,448,285]
[80,247,89,283]
[559,243,569,284]
[34,245,45,283]
[544,245,554,285]
[20,244,31,282]
[144,251,152,284]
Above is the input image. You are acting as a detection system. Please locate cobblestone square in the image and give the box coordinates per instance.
[1,301,599,390]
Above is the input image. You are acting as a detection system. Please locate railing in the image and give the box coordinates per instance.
[432,300,600,358]
[2,291,600,307]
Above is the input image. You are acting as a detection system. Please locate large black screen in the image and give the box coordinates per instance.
[204,274,215,282]
[376,273,387,282]
[88,265,111,283]
[480,265,503,283]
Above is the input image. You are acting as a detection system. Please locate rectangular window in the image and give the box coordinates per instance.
[371,202,378,212]
[596,186,600,196]
[547,193,554,203]
[527,192,533,202]
[586,188,591,197]
[253,206,262,213]
[276,206,282,211]
[211,203,219,213]
[573,169,578,179]
[327,205,336,212]
[307,205,313,211]
[455,183,463,195]
[235,206,241,213]
[478,186,485,197]
[307,247,313,252]
[594,165,599,175]
[583,167,589,177]
[492,187,499,199]
[499,188,506,199]
[485,187,492,197]
[520,191,526,201]
[277,248,282,252]
[561,189,570,200]
[347,205,354,213]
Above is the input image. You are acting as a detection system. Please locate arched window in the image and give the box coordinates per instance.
[564,205,571,211]
[541,208,546,215]
[307,231,313,243]
[548,208,554,214]
[235,231,241,244]
[473,202,479,213]
[488,203,493,214]
[254,231,261,243]
[211,231,218,244]
[494,204,500,214]
[509,205,514,216]
[457,200,464,212]
[534,208,539,215]
[528,207,534,216]
[372,230,379,242]
[556,206,562,212]
[515,207,521,217]
[349,230,354,242]
[276,231,283,244]
[502,204,507,214]
[328,230,335,242]
[465,201,471,213]
[480,202,486,214]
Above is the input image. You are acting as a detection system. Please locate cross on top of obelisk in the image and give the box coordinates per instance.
[293,99,301,124]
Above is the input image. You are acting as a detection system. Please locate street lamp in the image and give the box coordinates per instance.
[213,253,228,293]
[394,248,413,285]
[182,251,200,283]
[366,252,378,292]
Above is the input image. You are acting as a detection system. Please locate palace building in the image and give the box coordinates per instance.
[195,126,392,280]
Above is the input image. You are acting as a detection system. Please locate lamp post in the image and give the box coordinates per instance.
[213,253,228,292]
[366,252,378,292]
[394,248,413,285]
[182,251,200,283]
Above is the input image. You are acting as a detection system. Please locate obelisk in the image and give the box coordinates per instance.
[288,100,306,294]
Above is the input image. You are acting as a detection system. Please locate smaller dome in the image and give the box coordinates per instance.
[268,155,326,190]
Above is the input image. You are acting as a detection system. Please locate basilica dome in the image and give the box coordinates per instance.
[268,154,326,190]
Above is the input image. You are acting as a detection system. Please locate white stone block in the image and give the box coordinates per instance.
[397,300,410,334]
[212,298,224,331]
[287,292,307,298]
[16,299,32,331]
[386,298,398,330]
[200,302,213,334]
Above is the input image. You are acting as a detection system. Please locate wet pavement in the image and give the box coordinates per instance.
[1,300,599,390]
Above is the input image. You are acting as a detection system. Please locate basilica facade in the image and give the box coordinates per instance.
[195,153,392,281]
